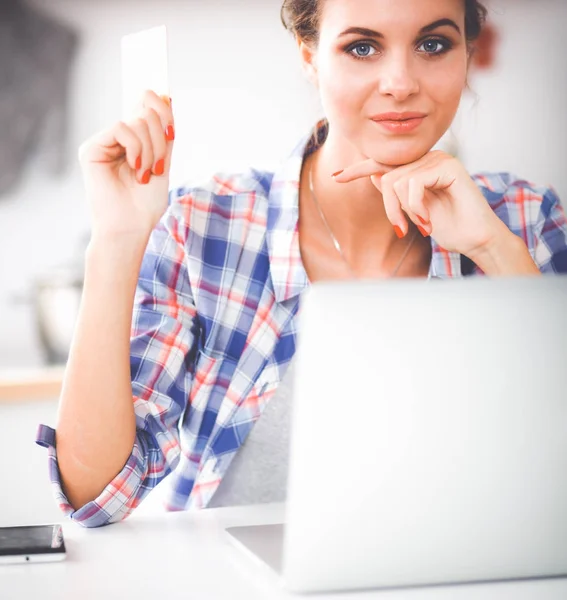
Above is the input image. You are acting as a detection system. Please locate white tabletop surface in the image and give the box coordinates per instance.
[2,502,567,600]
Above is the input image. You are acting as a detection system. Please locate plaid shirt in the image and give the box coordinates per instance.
[36,121,567,527]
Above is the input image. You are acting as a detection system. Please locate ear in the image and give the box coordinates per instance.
[298,38,319,87]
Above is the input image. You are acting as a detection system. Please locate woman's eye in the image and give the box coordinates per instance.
[349,43,377,59]
[418,39,448,55]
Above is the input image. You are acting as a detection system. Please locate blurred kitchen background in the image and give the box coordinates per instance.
[0,0,565,524]
[1,0,567,368]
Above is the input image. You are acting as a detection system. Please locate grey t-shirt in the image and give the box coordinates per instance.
[208,362,294,508]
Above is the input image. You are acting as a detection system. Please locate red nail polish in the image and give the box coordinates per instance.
[154,159,165,176]
[165,125,175,141]
[418,215,429,225]
[332,170,344,178]
[135,155,142,170]
[141,169,151,185]
[394,226,405,239]
[418,225,430,237]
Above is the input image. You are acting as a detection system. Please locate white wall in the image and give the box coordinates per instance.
[456,0,567,190]
[0,0,565,367]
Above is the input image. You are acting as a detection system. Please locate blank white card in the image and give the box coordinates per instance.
[121,25,170,119]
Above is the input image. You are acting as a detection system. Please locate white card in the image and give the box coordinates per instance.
[121,25,169,119]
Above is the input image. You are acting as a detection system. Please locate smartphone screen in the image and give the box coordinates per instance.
[0,525,66,563]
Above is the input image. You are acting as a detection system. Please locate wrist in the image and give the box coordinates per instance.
[466,222,539,276]
[88,228,152,255]
[86,230,151,274]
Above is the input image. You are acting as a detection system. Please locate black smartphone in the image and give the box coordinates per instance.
[0,525,66,564]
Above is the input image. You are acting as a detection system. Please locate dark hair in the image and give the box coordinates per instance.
[281,0,488,47]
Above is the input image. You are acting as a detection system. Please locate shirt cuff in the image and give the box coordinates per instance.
[35,424,148,528]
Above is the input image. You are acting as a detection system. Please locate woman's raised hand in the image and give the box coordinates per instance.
[78,90,175,239]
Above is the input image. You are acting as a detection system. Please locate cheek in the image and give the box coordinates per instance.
[428,63,467,122]
[316,55,370,121]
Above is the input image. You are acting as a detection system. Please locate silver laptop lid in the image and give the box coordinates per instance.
[283,276,567,593]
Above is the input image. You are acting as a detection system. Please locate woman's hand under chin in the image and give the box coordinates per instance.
[333,149,519,263]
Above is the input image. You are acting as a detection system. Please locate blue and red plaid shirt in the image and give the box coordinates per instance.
[36,121,567,527]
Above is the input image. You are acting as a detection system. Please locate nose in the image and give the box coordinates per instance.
[377,51,420,101]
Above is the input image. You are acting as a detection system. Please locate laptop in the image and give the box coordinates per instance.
[225,276,567,593]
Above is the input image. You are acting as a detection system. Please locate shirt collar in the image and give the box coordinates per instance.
[267,120,462,303]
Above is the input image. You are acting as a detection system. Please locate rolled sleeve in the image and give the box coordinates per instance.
[534,186,567,273]
[36,424,155,527]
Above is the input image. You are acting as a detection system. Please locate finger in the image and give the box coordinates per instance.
[391,176,430,237]
[393,177,423,221]
[408,168,458,237]
[142,90,174,126]
[375,173,408,237]
[383,155,439,228]
[127,115,154,184]
[80,121,143,172]
[333,158,393,183]
[409,167,457,207]
[408,176,431,226]
[144,107,168,177]
[367,149,442,194]
[160,95,176,168]
[420,167,457,192]
[142,90,175,150]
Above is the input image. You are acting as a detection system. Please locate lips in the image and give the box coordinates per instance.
[371,112,427,122]
[370,112,427,134]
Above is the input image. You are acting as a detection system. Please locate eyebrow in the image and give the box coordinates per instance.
[338,18,462,39]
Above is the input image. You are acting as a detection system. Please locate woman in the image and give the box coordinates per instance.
[37,0,567,527]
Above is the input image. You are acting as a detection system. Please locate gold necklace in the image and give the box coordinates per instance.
[308,164,418,278]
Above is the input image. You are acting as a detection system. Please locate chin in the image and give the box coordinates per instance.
[362,137,435,167]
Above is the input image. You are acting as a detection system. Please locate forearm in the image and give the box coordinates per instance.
[56,232,151,510]
[468,224,541,277]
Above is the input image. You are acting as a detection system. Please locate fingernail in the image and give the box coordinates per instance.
[165,125,175,141]
[154,158,165,176]
[160,95,171,107]
[332,170,344,178]
[394,225,405,239]
[135,155,142,170]
[418,215,429,225]
[418,225,430,237]
[141,169,151,185]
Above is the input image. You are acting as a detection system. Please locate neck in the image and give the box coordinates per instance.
[303,132,405,258]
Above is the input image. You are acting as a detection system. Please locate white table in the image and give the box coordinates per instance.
[2,503,567,600]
